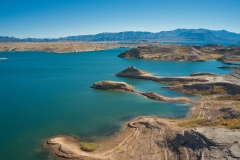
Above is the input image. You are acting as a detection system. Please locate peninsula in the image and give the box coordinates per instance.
[46,66,240,160]
[90,80,191,103]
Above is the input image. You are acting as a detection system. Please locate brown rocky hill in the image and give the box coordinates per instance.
[118,44,240,62]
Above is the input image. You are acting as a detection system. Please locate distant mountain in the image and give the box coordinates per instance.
[0,36,57,42]
[1,29,240,44]
[59,32,157,41]
[0,36,23,42]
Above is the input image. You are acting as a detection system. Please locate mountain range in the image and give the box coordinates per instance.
[1,29,240,44]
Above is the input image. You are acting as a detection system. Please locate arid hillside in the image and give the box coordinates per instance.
[0,42,133,53]
[119,44,240,62]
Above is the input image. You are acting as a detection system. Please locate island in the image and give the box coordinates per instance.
[45,66,240,160]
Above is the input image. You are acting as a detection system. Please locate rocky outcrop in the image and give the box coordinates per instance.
[218,66,240,70]
[115,66,151,76]
[90,81,134,92]
[224,62,240,66]
[190,72,218,76]
[169,127,240,159]
[230,72,240,79]
[220,108,240,119]
[116,66,208,84]
[115,66,240,95]
[91,81,192,103]
[217,46,240,62]
[118,45,206,61]
[163,82,240,95]
[140,92,189,102]
[118,44,240,62]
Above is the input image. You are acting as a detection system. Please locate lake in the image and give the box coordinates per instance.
[0,48,232,160]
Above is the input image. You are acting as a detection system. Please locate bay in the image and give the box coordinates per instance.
[0,49,231,160]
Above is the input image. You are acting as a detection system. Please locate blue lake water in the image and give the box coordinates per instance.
[0,49,232,160]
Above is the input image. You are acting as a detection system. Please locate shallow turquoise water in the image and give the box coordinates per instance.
[0,49,232,160]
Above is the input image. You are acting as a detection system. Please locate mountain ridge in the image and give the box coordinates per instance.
[1,28,240,44]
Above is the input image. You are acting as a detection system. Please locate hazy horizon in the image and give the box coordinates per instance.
[1,28,240,39]
[1,0,240,38]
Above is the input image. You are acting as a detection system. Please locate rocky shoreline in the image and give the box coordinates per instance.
[90,81,135,92]
[218,66,240,70]
[115,66,209,84]
[45,66,240,160]
[118,44,240,62]
[91,80,192,103]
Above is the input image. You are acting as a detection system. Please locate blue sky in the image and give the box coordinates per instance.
[1,0,240,38]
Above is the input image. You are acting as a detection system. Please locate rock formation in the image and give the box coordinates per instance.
[90,81,134,92]
[116,66,208,84]
[170,127,240,159]
[118,44,240,62]
[218,66,240,70]
[115,66,151,76]
[91,80,191,103]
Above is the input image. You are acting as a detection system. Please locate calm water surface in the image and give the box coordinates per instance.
[0,49,232,160]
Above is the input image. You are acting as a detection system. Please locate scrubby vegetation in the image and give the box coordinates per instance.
[220,119,240,129]
[99,80,118,86]
[213,86,227,94]
[234,101,240,108]
[81,142,98,152]
[214,94,240,101]
[179,119,217,128]
[179,118,240,129]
